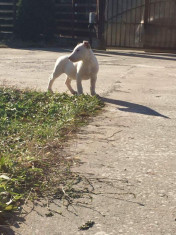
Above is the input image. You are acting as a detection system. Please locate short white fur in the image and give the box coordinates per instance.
[48,41,99,95]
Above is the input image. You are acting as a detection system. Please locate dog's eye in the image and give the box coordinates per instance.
[76,49,80,52]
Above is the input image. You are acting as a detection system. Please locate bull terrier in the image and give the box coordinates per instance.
[48,41,99,95]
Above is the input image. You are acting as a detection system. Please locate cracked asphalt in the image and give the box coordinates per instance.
[0,48,176,235]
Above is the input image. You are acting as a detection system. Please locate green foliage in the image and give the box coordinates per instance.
[15,0,56,41]
[0,88,104,215]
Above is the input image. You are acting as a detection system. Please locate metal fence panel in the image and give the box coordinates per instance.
[144,0,176,49]
[105,0,176,49]
[105,0,145,48]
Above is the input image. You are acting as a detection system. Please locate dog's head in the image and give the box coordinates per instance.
[69,41,91,62]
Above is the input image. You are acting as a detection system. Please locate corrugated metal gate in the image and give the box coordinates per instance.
[105,0,176,49]
[144,0,176,49]
[105,0,145,48]
[1,0,175,50]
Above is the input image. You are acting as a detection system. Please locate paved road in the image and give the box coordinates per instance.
[1,48,176,234]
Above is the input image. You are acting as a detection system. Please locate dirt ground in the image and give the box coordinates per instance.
[0,48,176,235]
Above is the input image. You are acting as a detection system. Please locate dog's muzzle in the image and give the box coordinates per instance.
[68,55,77,62]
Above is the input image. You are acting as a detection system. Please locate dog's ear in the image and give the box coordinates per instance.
[83,41,91,49]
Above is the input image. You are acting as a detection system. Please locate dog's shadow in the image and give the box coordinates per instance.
[101,97,169,119]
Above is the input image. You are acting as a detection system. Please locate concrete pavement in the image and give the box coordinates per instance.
[0,48,176,234]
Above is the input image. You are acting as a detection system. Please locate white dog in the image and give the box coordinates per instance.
[48,41,99,95]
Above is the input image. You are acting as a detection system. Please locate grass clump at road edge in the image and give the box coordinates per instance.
[0,88,104,217]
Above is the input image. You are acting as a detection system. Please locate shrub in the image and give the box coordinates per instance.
[15,0,56,41]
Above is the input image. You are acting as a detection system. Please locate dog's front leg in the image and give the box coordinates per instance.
[76,74,83,95]
[90,75,97,96]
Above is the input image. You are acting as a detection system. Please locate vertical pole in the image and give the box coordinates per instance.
[119,0,123,47]
[115,0,118,46]
[96,0,106,50]
[144,0,150,48]
[110,0,113,46]
[134,0,138,47]
[13,0,17,34]
[72,0,75,39]
[144,0,149,29]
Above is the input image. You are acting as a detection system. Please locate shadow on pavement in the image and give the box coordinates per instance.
[0,211,26,235]
[95,50,176,62]
[0,227,15,235]
[26,48,176,62]
[5,43,176,62]
[102,97,169,119]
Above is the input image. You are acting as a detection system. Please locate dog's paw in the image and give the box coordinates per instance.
[48,89,53,94]
[71,91,78,95]
[92,93,101,99]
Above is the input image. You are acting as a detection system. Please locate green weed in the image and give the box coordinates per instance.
[0,88,104,215]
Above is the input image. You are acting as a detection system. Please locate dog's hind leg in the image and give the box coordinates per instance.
[65,77,77,95]
[48,73,55,93]
[47,70,62,93]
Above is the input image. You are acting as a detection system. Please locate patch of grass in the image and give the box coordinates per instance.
[0,87,104,216]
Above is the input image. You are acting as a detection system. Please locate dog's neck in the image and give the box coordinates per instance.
[82,49,95,63]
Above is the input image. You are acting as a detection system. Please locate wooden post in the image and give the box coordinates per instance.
[96,0,106,50]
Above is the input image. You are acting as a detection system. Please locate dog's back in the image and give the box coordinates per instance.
[53,56,76,79]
